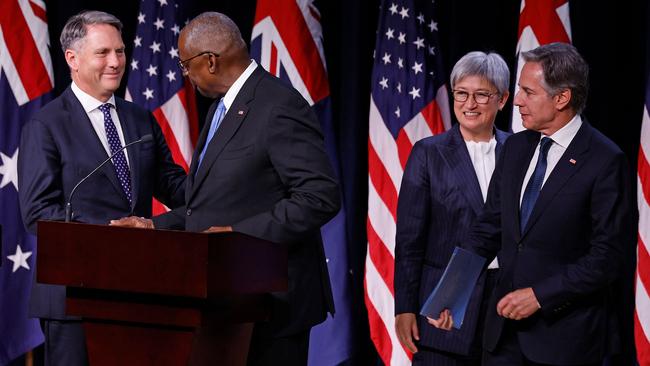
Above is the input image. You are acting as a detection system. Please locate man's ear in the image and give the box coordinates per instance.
[554,89,571,110]
[65,49,78,72]
[207,53,218,74]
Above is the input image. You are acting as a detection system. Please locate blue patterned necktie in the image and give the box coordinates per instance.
[196,99,226,173]
[98,103,132,204]
[520,137,553,232]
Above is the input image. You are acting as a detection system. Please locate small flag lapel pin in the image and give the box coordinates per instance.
[569,158,576,165]
[238,110,245,115]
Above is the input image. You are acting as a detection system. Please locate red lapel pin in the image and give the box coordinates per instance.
[569,158,576,165]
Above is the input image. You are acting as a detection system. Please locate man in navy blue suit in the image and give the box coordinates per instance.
[18,10,186,366]
[431,43,634,365]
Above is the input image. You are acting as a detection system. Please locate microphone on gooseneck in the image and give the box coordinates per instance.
[64,134,153,222]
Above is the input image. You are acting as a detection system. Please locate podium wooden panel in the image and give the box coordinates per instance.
[37,221,287,366]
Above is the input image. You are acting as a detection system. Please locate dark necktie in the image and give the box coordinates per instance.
[520,137,553,232]
[98,103,132,204]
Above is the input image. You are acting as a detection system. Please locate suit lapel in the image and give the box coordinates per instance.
[521,122,591,237]
[443,125,484,216]
[115,99,140,209]
[190,67,263,199]
[186,102,216,195]
[63,88,127,203]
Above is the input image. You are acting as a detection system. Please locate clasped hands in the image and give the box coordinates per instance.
[426,287,540,331]
[109,216,232,233]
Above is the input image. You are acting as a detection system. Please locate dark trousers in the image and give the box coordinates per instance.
[482,321,600,366]
[246,325,310,366]
[42,320,88,366]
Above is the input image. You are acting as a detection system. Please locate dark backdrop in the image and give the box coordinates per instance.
[42,0,647,364]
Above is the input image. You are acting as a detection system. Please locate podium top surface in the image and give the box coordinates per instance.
[37,221,288,298]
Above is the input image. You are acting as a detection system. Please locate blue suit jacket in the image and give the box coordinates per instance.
[394,124,509,355]
[18,86,187,319]
[466,121,634,364]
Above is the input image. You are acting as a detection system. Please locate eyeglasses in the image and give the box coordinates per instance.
[452,90,498,104]
[178,51,219,73]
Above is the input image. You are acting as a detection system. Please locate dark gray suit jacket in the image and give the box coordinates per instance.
[153,66,340,337]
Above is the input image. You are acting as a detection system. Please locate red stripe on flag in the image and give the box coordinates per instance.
[152,108,189,172]
[368,139,398,220]
[396,129,413,170]
[635,311,650,365]
[0,0,52,99]
[364,278,394,365]
[254,0,329,102]
[270,43,278,76]
[518,0,571,43]
[29,1,47,23]
[152,199,167,216]
[178,81,199,146]
[639,147,650,205]
[421,100,446,135]
[367,218,395,296]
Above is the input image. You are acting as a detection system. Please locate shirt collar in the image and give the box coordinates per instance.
[222,60,258,110]
[71,81,116,113]
[544,114,582,149]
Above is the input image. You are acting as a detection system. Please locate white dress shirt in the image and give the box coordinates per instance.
[70,81,130,167]
[222,60,258,113]
[519,114,583,206]
[465,136,499,269]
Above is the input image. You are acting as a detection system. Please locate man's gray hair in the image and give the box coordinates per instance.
[183,12,246,53]
[60,10,122,52]
[450,51,510,95]
[522,42,589,114]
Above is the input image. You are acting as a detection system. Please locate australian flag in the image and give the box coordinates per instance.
[0,0,54,364]
[251,1,354,364]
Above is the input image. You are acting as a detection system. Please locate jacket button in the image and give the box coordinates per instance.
[517,243,523,252]
[186,208,192,216]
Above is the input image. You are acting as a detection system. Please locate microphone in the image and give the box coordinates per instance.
[64,134,153,222]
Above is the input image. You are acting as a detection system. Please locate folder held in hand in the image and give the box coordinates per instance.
[420,246,486,329]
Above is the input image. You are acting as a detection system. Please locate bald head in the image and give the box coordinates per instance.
[181,12,248,59]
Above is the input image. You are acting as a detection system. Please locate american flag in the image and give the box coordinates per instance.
[126,0,198,215]
[251,1,354,364]
[365,1,450,364]
[511,0,571,132]
[635,43,650,364]
[0,0,51,363]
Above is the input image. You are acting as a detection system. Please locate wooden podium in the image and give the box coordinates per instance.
[36,221,287,366]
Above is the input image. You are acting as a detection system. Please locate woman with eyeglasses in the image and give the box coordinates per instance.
[394,51,511,366]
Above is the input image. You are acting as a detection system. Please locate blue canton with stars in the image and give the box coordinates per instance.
[0,73,47,363]
[371,0,446,138]
[126,0,190,110]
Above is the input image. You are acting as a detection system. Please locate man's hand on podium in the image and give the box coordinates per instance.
[203,226,233,233]
[110,216,155,229]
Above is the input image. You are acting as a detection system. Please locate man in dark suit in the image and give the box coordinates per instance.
[18,11,186,366]
[111,12,340,366]
[430,43,634,365]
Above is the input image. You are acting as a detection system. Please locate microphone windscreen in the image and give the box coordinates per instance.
[140,134,153,143]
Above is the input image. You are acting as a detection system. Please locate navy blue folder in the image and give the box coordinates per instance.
[420,246,486,329]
